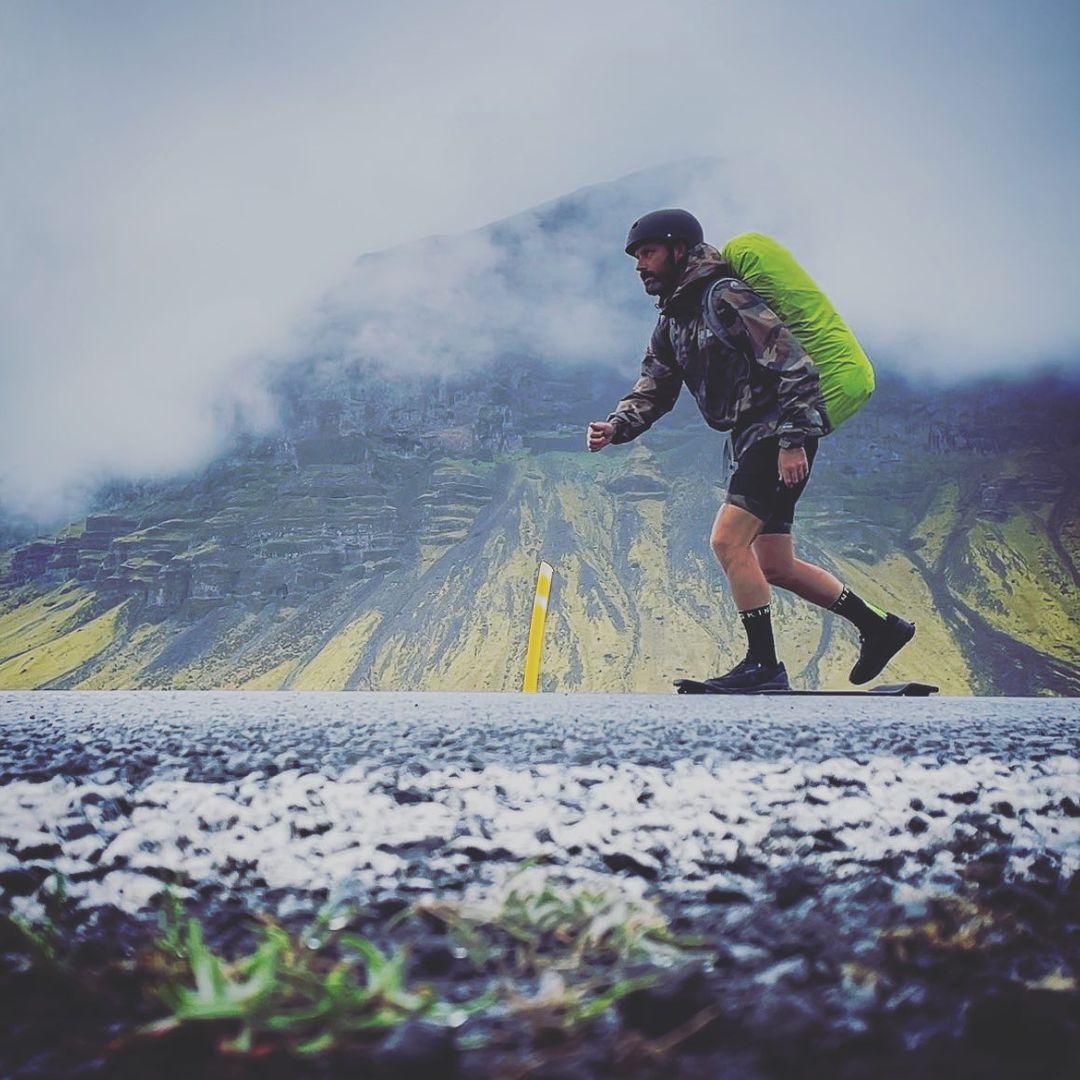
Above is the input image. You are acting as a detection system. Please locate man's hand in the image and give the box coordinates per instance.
[778,446,809,487]
[587,421,616,452]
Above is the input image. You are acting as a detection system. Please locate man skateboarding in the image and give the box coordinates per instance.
[587,209,914,692]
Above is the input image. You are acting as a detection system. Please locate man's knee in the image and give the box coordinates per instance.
[760,562,795,588]
[711,504,765,569]
[710,529,750,570]
[752,538,798,588]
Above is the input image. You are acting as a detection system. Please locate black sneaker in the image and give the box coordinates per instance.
[850,614,915,685]
[701,656,790,694]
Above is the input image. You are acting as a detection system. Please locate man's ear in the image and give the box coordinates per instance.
[672,242,688,263]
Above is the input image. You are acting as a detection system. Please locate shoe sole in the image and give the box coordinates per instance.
[850,621,916,685]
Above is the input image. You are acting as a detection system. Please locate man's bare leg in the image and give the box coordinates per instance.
[706,504,789,687]
[753,532,915,685]
[752,534,843,608]
[709,504,769,609]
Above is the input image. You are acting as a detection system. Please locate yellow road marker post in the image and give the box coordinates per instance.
[523,561,554,693]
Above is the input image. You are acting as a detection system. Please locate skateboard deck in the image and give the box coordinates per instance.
[673,680,939,697]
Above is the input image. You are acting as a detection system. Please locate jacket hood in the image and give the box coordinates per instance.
[659,242,729,315]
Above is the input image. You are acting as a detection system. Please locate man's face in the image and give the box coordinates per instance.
[632,241,685,297]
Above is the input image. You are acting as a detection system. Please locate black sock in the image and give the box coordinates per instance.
[830,586,889,635]
[739,604,778,667]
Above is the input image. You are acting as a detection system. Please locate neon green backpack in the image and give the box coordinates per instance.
[703,233,875,427]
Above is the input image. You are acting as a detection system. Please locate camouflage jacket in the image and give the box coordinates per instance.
[607,243,831,460]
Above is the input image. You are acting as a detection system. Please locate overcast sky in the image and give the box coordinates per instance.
[2,0,1078,522]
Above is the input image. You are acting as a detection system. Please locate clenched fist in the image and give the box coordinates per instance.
[587,421,616,453]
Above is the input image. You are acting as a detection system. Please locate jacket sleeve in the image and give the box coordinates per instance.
[708,279,829,447]
[606,322,683,444]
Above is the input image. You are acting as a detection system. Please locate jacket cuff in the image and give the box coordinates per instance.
[778,433,806,449]
[606,414,632,444]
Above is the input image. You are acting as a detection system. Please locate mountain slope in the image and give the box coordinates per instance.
[2,369,1077,695]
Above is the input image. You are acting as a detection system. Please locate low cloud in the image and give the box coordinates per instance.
[1,1,1076,523]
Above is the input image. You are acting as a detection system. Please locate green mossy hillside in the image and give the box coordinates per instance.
[1,369,1077,694]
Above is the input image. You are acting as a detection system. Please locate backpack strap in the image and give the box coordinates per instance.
[701,278,735,482]
[701,278,735,341]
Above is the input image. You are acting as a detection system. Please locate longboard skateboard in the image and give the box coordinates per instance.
[673,680,938,697]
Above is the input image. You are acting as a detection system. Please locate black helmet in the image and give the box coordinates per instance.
[624,208,704,256]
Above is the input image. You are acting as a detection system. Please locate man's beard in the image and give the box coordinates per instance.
[639,250,678,297]
[640,267,673,297]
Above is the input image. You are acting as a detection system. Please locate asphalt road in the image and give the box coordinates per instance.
[1,692,1078,784]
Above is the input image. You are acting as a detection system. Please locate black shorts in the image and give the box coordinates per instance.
[725,436,818,535]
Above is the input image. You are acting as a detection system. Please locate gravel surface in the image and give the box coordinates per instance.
[1,691,1078,1078]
